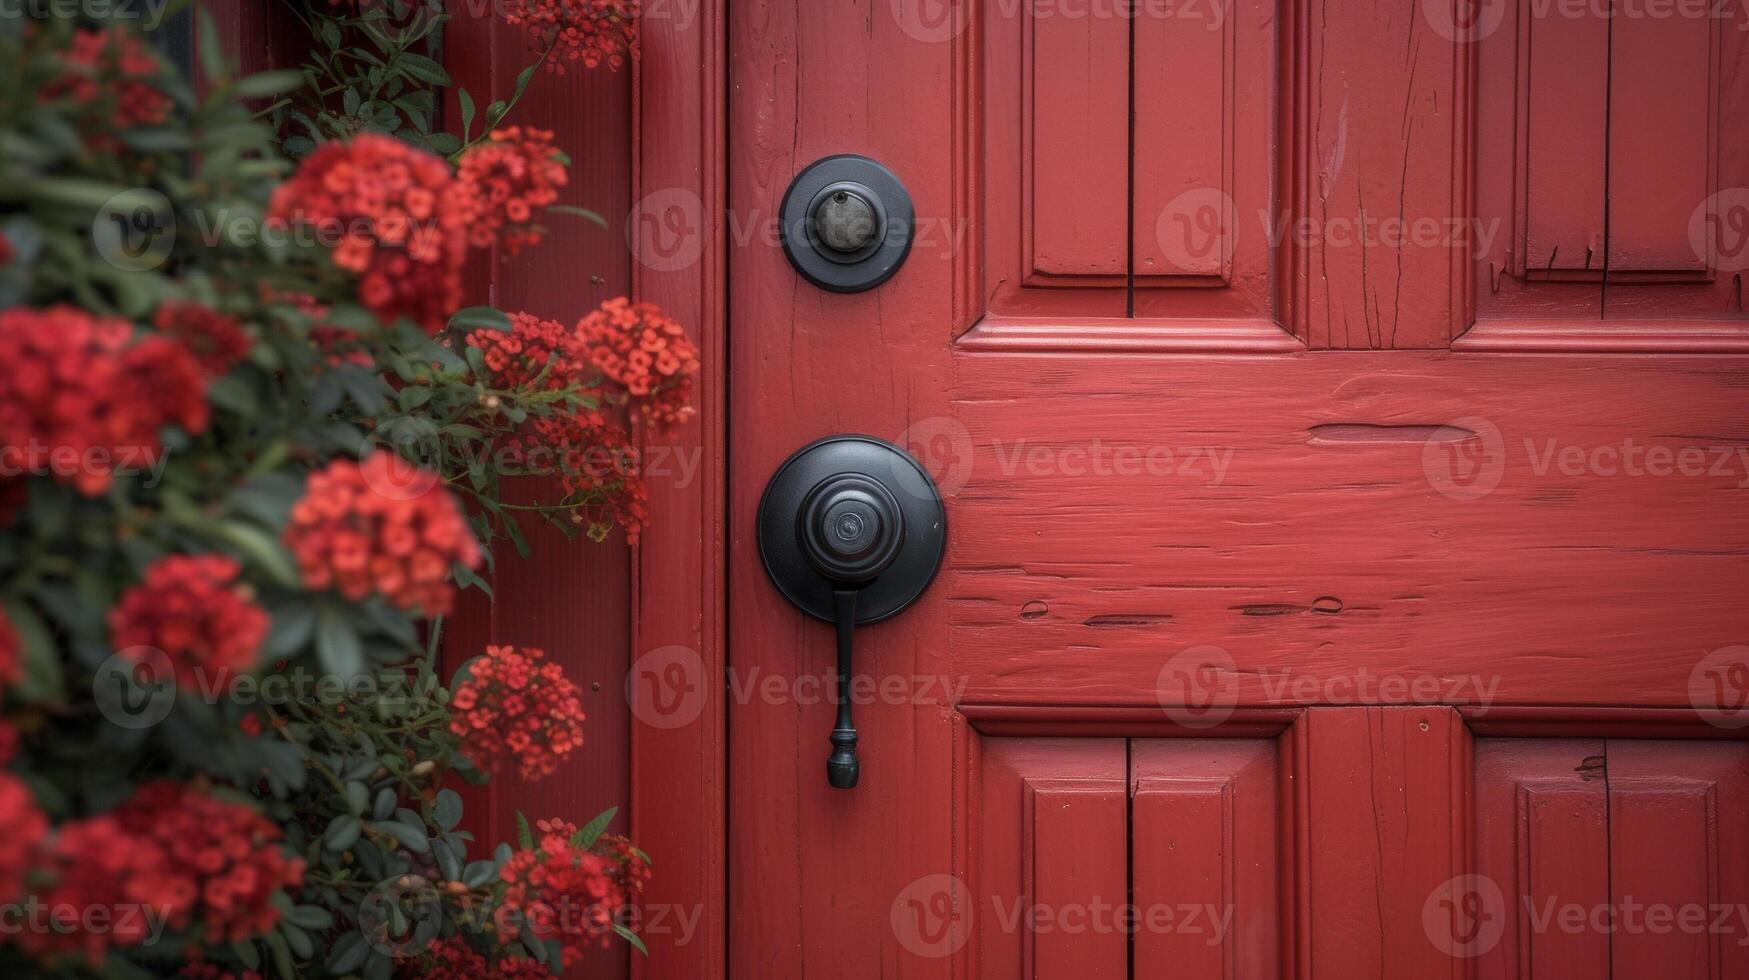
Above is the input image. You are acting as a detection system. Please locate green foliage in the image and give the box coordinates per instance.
[0,12,646,979]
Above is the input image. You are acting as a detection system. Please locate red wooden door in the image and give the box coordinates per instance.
[726,1,1749,977]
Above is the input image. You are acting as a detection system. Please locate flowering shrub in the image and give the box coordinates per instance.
[449,646,587,780]
[0,7,681,979]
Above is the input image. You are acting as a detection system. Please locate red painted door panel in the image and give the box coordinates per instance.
[728,0,1749,977]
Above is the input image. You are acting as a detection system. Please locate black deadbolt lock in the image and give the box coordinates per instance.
[779,155,915,293]
[758,436,947,788]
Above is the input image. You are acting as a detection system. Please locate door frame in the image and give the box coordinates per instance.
[629,1,730,977]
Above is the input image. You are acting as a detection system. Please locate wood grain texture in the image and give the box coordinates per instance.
[628,0,728,976]
[1131,739,1281,980]
[1305,708,1465,980]
[1294,0,1464,348]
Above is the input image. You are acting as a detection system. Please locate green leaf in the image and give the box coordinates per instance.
[370,819,430,854]
[285,905,335,930]
[447,306,511,333]
[570,806,618,849]
[433,788,463,832]
[457,89,476,141]
[462,860,499,889]
[326,932,369,974]
[215,520,301,588]
[3,600,63,705]
[547,204,609,229]
[398,53,451,86]
[323,814,362,852]
[373,786,398,821]
[613,922,649,955]
[234,70,306,99]
[344,780,370,816]
[515,810,534,850]
[316,610,365,680]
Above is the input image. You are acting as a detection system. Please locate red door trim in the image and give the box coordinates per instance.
[629,2,728,976]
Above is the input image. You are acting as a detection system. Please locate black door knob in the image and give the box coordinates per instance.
[758,436,947,789]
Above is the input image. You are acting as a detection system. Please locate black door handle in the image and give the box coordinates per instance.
[758,435,947,788]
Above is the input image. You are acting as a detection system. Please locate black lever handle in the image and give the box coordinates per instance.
[827,589,860,789]
[757,436,947,790]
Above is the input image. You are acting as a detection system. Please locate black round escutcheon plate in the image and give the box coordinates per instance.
[757,435,946,625]
[778,155,915,293]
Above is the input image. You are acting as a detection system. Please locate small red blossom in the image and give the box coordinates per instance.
[394,935,548,980]
[154,301,252,377]
[465,311,587,391]
[267,135,468,334]
[576,298,699,432]
[41,27,171,137]
[496,817,647,967]
[0,772,46,903]
[457,127,569,255]
[449,646,586,780]
[0,305,209,496]
[108,555,268,692]
[502,0,640,72]
[284,455,481,616]
[0,231,13,266]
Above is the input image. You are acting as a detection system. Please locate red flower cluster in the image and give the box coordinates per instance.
[496,817,647,967]
[267,135,468,334]
[0,607,20,691]
[396,936,548,980]
[577,298,699,432]
[511,409,648,542]
[0,773,46,903]
[284,455,481,616]
[154,301,252,377]
[449,645,586,780]
[42,27,171,134]
[503,0,640,72]
[22,784,303,962]
[457,127,569,255]
[0,305,208,496]
[466,311,587,391]
[108,555,268,692]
